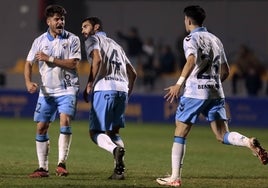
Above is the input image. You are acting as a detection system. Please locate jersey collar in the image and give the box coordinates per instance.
[46,29,68,41]
[95,31,107,37]
[191,27,207,34]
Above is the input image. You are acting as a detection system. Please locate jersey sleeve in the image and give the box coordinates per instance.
[220,49,227,65]
[120,46,131,65]
[69,36,81,60]
[26,38,39,64]
[183,35,198,59]
[84,35,100,62]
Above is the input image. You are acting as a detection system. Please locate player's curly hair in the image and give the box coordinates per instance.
[45,5,67,18]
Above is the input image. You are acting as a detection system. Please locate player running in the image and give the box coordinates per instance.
[156,5,268,187]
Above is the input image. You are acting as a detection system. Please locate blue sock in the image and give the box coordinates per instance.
[174,136,186,144]
[36,134,49,142]
[60,126,72,135]
[223,132,231,145]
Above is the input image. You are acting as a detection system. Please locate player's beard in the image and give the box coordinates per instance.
[55,25,64,34]
[84,30,96,39]
[90,30,96,36]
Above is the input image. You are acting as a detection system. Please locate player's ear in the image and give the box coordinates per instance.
[187,18,192,26]
[94,24,100,32]
[46,18,51,26]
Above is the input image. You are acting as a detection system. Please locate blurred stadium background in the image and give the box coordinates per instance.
[0,0,268,128]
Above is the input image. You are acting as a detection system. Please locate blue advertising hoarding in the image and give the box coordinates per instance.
[0,89,267,128]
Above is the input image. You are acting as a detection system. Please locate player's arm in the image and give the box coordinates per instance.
[35,51,79,69]
[179,54,195,80]
[83,49,101,103]
[90,49,102,82]
[24,61,38,93]
[164,54,195,103]
[220,62,230,82]
[126,63,137,97]
[49,57,79,70]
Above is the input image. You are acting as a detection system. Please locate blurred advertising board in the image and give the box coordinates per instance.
[0,89,267,128]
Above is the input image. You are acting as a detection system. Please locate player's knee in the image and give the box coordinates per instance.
[36,123,49,134]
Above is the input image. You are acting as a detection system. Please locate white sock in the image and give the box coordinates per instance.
[58,133,72,164]
[171,142,185,180]
[223,132,249,147]
[36,140,49,171]
[94,133,117,154]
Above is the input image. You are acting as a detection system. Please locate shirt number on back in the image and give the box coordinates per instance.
[109,49,122,74]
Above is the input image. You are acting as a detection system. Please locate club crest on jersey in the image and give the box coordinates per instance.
[62,43,68,49]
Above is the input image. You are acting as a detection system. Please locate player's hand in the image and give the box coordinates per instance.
[164,84,181,103]
[83,83,92,103]
[83,88,89,103]
[26,82,38,94]
[35,51,49,62]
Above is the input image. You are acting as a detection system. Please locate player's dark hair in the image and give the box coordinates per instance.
[82,17,103,31]
[45,5,67,18]
[184,5,206,26]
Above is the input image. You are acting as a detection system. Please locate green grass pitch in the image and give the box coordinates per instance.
[0,117,267,188]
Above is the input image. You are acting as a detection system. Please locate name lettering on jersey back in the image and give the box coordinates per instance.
[104,76,124,82]
[198,84,219,89]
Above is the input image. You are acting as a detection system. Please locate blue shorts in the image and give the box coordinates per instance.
[34,95,77,122]
[176,96,227,124]
[89,91,128,131]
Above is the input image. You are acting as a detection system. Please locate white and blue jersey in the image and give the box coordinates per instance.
[183,27,227,99]
[26,30,81,96]
[84,32,132,131]
[176,27,228,123]
[84,32,130,93]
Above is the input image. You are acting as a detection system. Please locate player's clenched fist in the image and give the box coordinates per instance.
[26,82,38,93]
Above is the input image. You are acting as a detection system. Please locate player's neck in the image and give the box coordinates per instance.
[48,30,62,39]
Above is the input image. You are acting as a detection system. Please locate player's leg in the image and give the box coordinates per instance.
[209,99,268,165]
[211,119,268,164]
[89,129,125,180]
[159,98,227,184]
[107,127,125,180]
[108,127,124,147]
[90,130,118,154]
[56,95,77,176]
[173,121,191,179]
[90,91,126,179]
[29,122,50,178]
[108,91,127,148]
[157,97,199,187]
[29,96,56,178]
[89,91,124,179]
[209,101,250,146]
[56,113,72,176]
[89,91,118,154]
[210,119,248,145]
[156,120,191,187]
[207,98,248,145]
[107,91,128,179]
